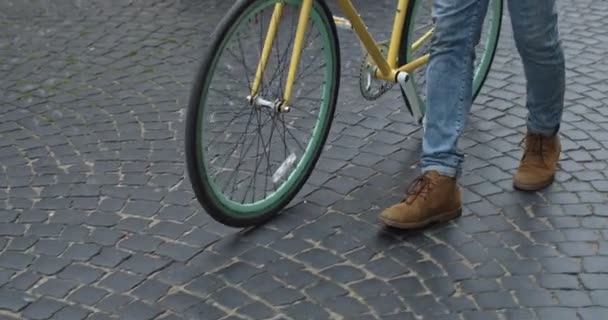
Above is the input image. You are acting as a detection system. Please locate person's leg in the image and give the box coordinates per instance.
[420,0,490,178]
[509,0,565,136]
[379,0,489,229]
[509,0,565,191]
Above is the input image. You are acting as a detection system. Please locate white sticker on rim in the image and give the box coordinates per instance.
[272,153,297,184]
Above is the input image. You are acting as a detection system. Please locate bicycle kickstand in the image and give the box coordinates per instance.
[396,72,424,125]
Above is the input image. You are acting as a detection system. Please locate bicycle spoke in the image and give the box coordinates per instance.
[273,9,299,98]
[241,107,276,202]
[226,42,254,92]
[220,108,257,195]
[293,31,322,77]
[277,114,306,154]
[293,81,324,102]
[208,87,250,102]
[257,10,269,94]
[264,116,278,197]
[295,96,322,102]
[296,63,326,83]
[263,28,295,98]
[242,110,264,203]
[206,106,251,147]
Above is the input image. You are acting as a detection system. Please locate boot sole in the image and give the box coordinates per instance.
[513,175,554,191]
[379,207,462,230]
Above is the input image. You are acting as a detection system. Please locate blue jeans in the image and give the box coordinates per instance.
[421,0,565,178]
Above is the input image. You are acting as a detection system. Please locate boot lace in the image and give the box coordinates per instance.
[403,174,435,204]
[520,134,549,167]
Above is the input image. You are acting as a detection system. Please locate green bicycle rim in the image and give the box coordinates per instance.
[405,0,502,113]
[196,0,336,216]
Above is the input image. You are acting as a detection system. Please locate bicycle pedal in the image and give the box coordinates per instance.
[396,72,423,125]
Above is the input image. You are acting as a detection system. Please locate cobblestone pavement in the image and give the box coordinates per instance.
[2,0,608,319]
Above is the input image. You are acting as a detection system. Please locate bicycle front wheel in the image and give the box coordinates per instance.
[400,0,503,115]
[185,0,340,227]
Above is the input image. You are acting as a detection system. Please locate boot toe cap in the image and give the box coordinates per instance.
[379,204,415,224]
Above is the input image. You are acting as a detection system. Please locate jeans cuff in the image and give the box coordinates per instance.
[527,123,559,137]
[422,165,459,178]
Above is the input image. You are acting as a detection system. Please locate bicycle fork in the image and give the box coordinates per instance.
[249,0,314,112]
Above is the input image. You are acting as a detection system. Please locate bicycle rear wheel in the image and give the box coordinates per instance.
[185,0,340,227]
[400,0,503,115]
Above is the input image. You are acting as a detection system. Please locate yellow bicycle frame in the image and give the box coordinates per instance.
[250,0,434,106]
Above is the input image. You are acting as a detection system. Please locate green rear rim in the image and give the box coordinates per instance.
[405,0,502,113]
[196,0,336,217]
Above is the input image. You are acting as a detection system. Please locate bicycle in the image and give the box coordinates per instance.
[185,0,503,227]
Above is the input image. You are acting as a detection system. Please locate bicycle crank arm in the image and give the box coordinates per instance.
[396,72,423,125]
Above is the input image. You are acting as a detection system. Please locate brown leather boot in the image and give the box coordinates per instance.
[513,132,561,191]
[379,171,462,229]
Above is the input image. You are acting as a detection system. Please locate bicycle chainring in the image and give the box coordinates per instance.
[359,41,394,101]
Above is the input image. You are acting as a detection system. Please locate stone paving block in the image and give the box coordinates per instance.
[239,246,282,267]
[0,289,34,312]
[90,248,131,268]
[159,292,202,314]
[331,298,373,317]
[119,254,171,276]
[33,278,78,299]
[21,297,66,320]
[117,301,161,320]
[69,286,110,306]
[554,290,593,307]
[97,271,144,293]
[62,243,101,261]
[49,306,90,320]
[154,242,200,263]
[236,301,275,319]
